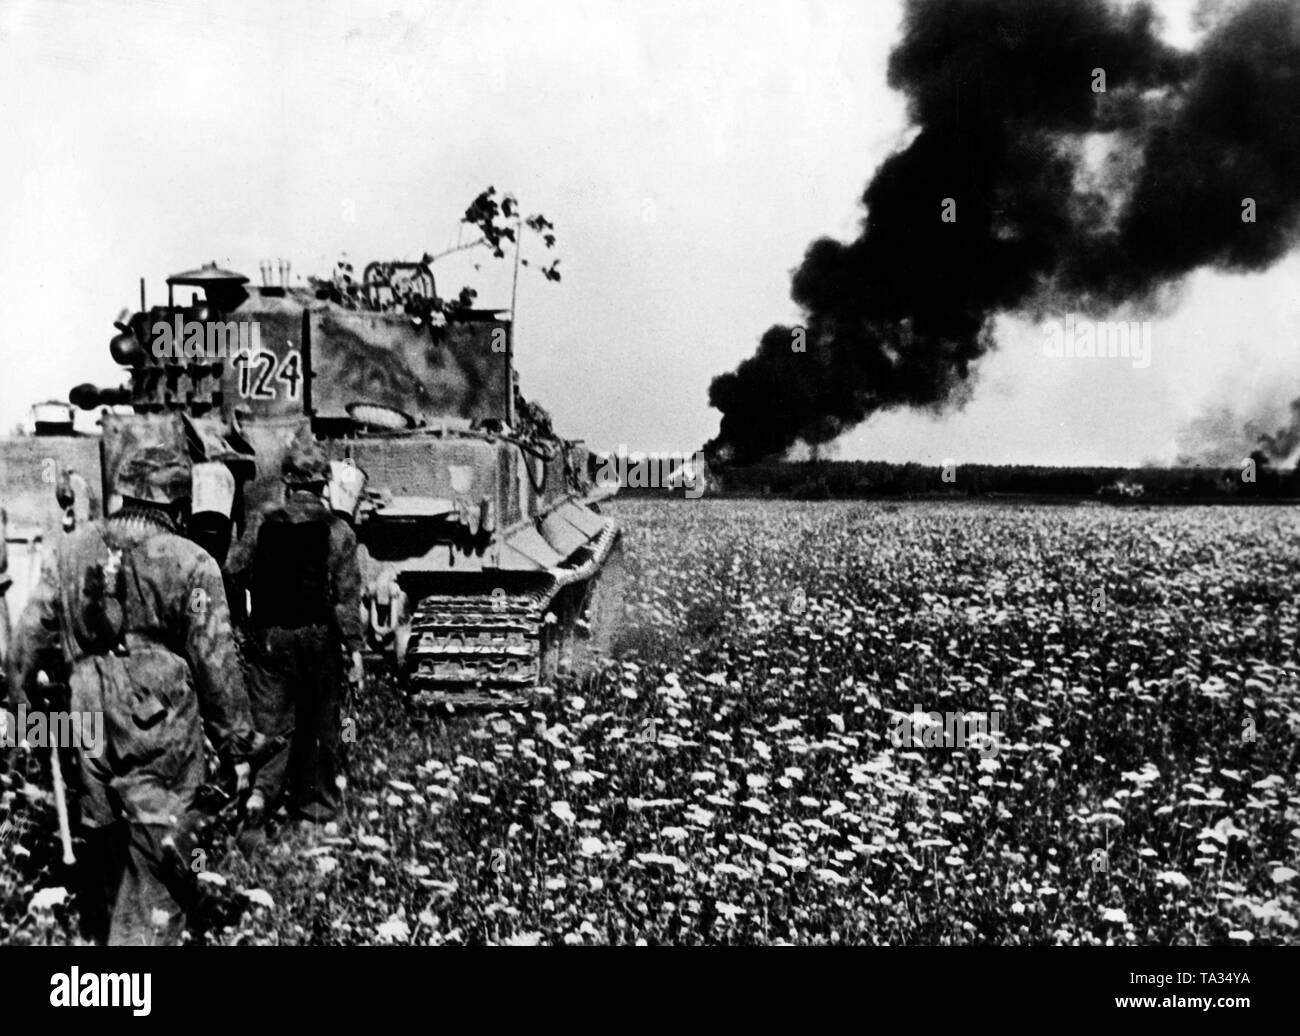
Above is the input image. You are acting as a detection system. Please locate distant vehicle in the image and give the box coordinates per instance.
[1099,480,1145,498]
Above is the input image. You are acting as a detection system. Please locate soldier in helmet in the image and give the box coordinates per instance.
[239,431,362,831]
[5,441,255,946]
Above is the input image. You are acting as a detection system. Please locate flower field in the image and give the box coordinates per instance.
[5,498,1300,944]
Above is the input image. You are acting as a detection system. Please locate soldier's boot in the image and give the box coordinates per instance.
[75,822,126,945]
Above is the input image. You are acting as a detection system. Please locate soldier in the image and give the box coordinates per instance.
[240,433,362,831]
[5,442,254,946]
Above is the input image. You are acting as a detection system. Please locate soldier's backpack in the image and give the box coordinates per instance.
[249,516,332,628]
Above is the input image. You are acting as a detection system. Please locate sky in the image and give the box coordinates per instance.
[1,0,1296,465]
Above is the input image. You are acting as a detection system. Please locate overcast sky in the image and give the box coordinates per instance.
[1,0,1295,465]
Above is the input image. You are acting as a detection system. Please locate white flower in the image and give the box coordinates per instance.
[375,918,410,943]
[551,800,576,824]
[242,888,275,909]
[636,852,685,872]
[28,887,69,911]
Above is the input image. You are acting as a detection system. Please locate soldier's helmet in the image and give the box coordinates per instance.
[282,435,330,486]
[116,443,193,504]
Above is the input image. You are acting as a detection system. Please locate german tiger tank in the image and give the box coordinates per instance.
[0,258,622,708]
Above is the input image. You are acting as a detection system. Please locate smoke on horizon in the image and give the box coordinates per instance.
[1177,391,1300,466]
[708,0,1300,465]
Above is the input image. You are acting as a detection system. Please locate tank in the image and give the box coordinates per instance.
[0,259,623,708]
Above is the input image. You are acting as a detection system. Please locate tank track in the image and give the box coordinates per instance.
[404,519,620,709]
[405,585,555,708]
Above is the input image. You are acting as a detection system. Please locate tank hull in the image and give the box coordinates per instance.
[1,261,621,709]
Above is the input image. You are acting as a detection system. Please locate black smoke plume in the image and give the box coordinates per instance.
[708,0,1300,464]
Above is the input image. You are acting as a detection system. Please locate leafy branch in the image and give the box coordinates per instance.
[454,186,561,284]
[308,186,561,326]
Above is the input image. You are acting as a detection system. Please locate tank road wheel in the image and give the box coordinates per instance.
[574,534,627,669]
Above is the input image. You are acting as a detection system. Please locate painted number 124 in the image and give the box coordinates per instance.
[237,348,302,400]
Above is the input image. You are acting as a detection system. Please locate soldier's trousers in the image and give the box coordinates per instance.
[247,624,343,822]
[79,821,194,946]
[70,647,204,946]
